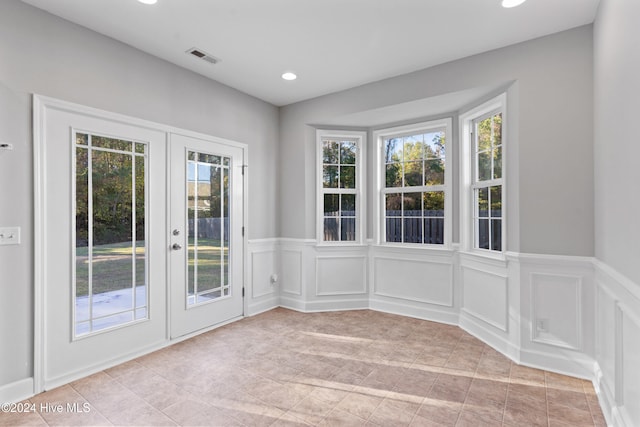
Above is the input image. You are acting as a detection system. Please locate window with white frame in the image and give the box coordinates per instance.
[376,119,451,246]
[460,93,506,254]
[317,130,365,243]
[472,110,503,251]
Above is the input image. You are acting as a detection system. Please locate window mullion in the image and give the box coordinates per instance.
[488,183,493,250]
[490,114,495,181]
[472,178,502,189]
[421,188,425,244]
[87,138,94,334]
[337,192,342,241]
[400,191,405,243]
[322,188,357,194]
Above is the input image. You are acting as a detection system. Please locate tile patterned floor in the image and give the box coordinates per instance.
[1,308,607,426]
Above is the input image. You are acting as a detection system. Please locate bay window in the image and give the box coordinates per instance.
[317,130,365,244]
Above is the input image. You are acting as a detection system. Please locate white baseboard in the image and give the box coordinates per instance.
[279,295,307,312]
[247,296,280,316]
[280,295,368,313]
[459,310,519,361]
[518,347,595,380]
[593,361,617,427]
[304,298,369,312]
[19,232,639,427]
[0,377,34,404]
[370,297,458,326]
[42,339,169,392]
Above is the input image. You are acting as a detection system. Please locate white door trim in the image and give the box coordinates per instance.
[33,94,248,395]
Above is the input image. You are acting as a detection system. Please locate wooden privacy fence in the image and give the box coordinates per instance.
[188,218,229,240]
[322,210,448,243]
[385,209,444,244]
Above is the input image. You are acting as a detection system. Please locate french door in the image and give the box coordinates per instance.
[169,133,245,338]
[37,99,168,389]
[36,97,245,391]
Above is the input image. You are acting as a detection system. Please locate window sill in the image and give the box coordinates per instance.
[315,242,367,249]
[377,241,450,249]
[458,249,508,266]
[372,243,456,255]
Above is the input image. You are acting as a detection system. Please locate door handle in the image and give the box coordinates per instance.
[172,243,182,250]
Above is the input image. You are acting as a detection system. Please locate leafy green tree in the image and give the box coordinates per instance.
[323,140,356,189]
[476,114,502,183]
[384,132,445,188]
[476,114,503,212]
[75,136,145,247]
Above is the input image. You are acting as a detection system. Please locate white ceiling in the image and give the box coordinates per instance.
[22,0,600,107]
[318,84,508,128]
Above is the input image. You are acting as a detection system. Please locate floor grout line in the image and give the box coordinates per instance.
[11,308,607,427]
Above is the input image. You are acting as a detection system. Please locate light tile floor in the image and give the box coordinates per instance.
[1,308,607,426]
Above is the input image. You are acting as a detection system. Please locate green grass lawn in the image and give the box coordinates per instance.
[76,241,145,297]
[188,238,228,294]
[76,238,228,297]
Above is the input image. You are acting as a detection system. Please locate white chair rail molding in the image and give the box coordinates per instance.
[1,1,638,426]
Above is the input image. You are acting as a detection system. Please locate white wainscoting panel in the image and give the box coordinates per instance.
[596,283,616,403]
[316,256,367,296]
[593,260,640,427]
[247,240,279,316]
[620,303,640,426]
[531,272,582,350]
[373,257,453,306]
[281,249,303,296]
[461,265,508,332]
[251,250,277,299]
[247,241,640,427]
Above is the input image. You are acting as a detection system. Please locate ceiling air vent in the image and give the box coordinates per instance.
[186,48,220,65]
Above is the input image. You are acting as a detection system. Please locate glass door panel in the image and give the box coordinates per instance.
[73,132,148,337]
[170,133,244,339]
[187,152,230,305]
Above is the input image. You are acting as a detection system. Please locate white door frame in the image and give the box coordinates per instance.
[168,132,247,339]
[33,94,248,394]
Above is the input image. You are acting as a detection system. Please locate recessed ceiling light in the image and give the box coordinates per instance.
[138,0,158,4]
[282,72,297,81]
[501,0,526,7]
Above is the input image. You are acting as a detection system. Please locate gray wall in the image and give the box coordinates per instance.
[279,25,594,258]
[0,0,279,388]
[0,0,599,393]
[594,0,640,286]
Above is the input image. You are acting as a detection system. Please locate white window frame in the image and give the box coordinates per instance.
[460,93,507,257]
[316,129,366,245]
[373,118,452,248]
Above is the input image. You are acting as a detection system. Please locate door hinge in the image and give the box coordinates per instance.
[241,164,247,175]
[242,226,245,237]
[242,287,245,297]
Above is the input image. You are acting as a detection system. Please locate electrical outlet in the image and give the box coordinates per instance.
[270,274,278,285]
[0,227,20,245]
[536,318,548,333]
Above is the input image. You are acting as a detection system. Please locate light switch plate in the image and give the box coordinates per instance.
[0,227,20,245]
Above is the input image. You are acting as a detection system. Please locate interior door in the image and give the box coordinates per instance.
[169,133,245,338]
[38,99,168,389]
